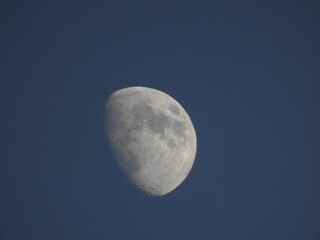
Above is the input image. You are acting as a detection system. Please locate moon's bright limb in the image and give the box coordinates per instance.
[104,87,197,196]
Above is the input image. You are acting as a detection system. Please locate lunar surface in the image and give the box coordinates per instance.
[104,87,197,196]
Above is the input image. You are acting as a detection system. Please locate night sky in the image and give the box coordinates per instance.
[1,1,319,239]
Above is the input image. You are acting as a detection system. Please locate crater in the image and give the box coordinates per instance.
[169,104,180,115]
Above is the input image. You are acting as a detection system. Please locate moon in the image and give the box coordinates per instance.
[104,86,197,196]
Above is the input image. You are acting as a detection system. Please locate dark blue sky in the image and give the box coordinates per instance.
[1,1,319,239]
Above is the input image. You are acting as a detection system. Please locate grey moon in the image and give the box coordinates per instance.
[104,86,197,196]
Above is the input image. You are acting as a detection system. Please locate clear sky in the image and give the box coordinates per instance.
[1,1,319,239]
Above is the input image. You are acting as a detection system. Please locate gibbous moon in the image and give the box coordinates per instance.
[104,87,197,196]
